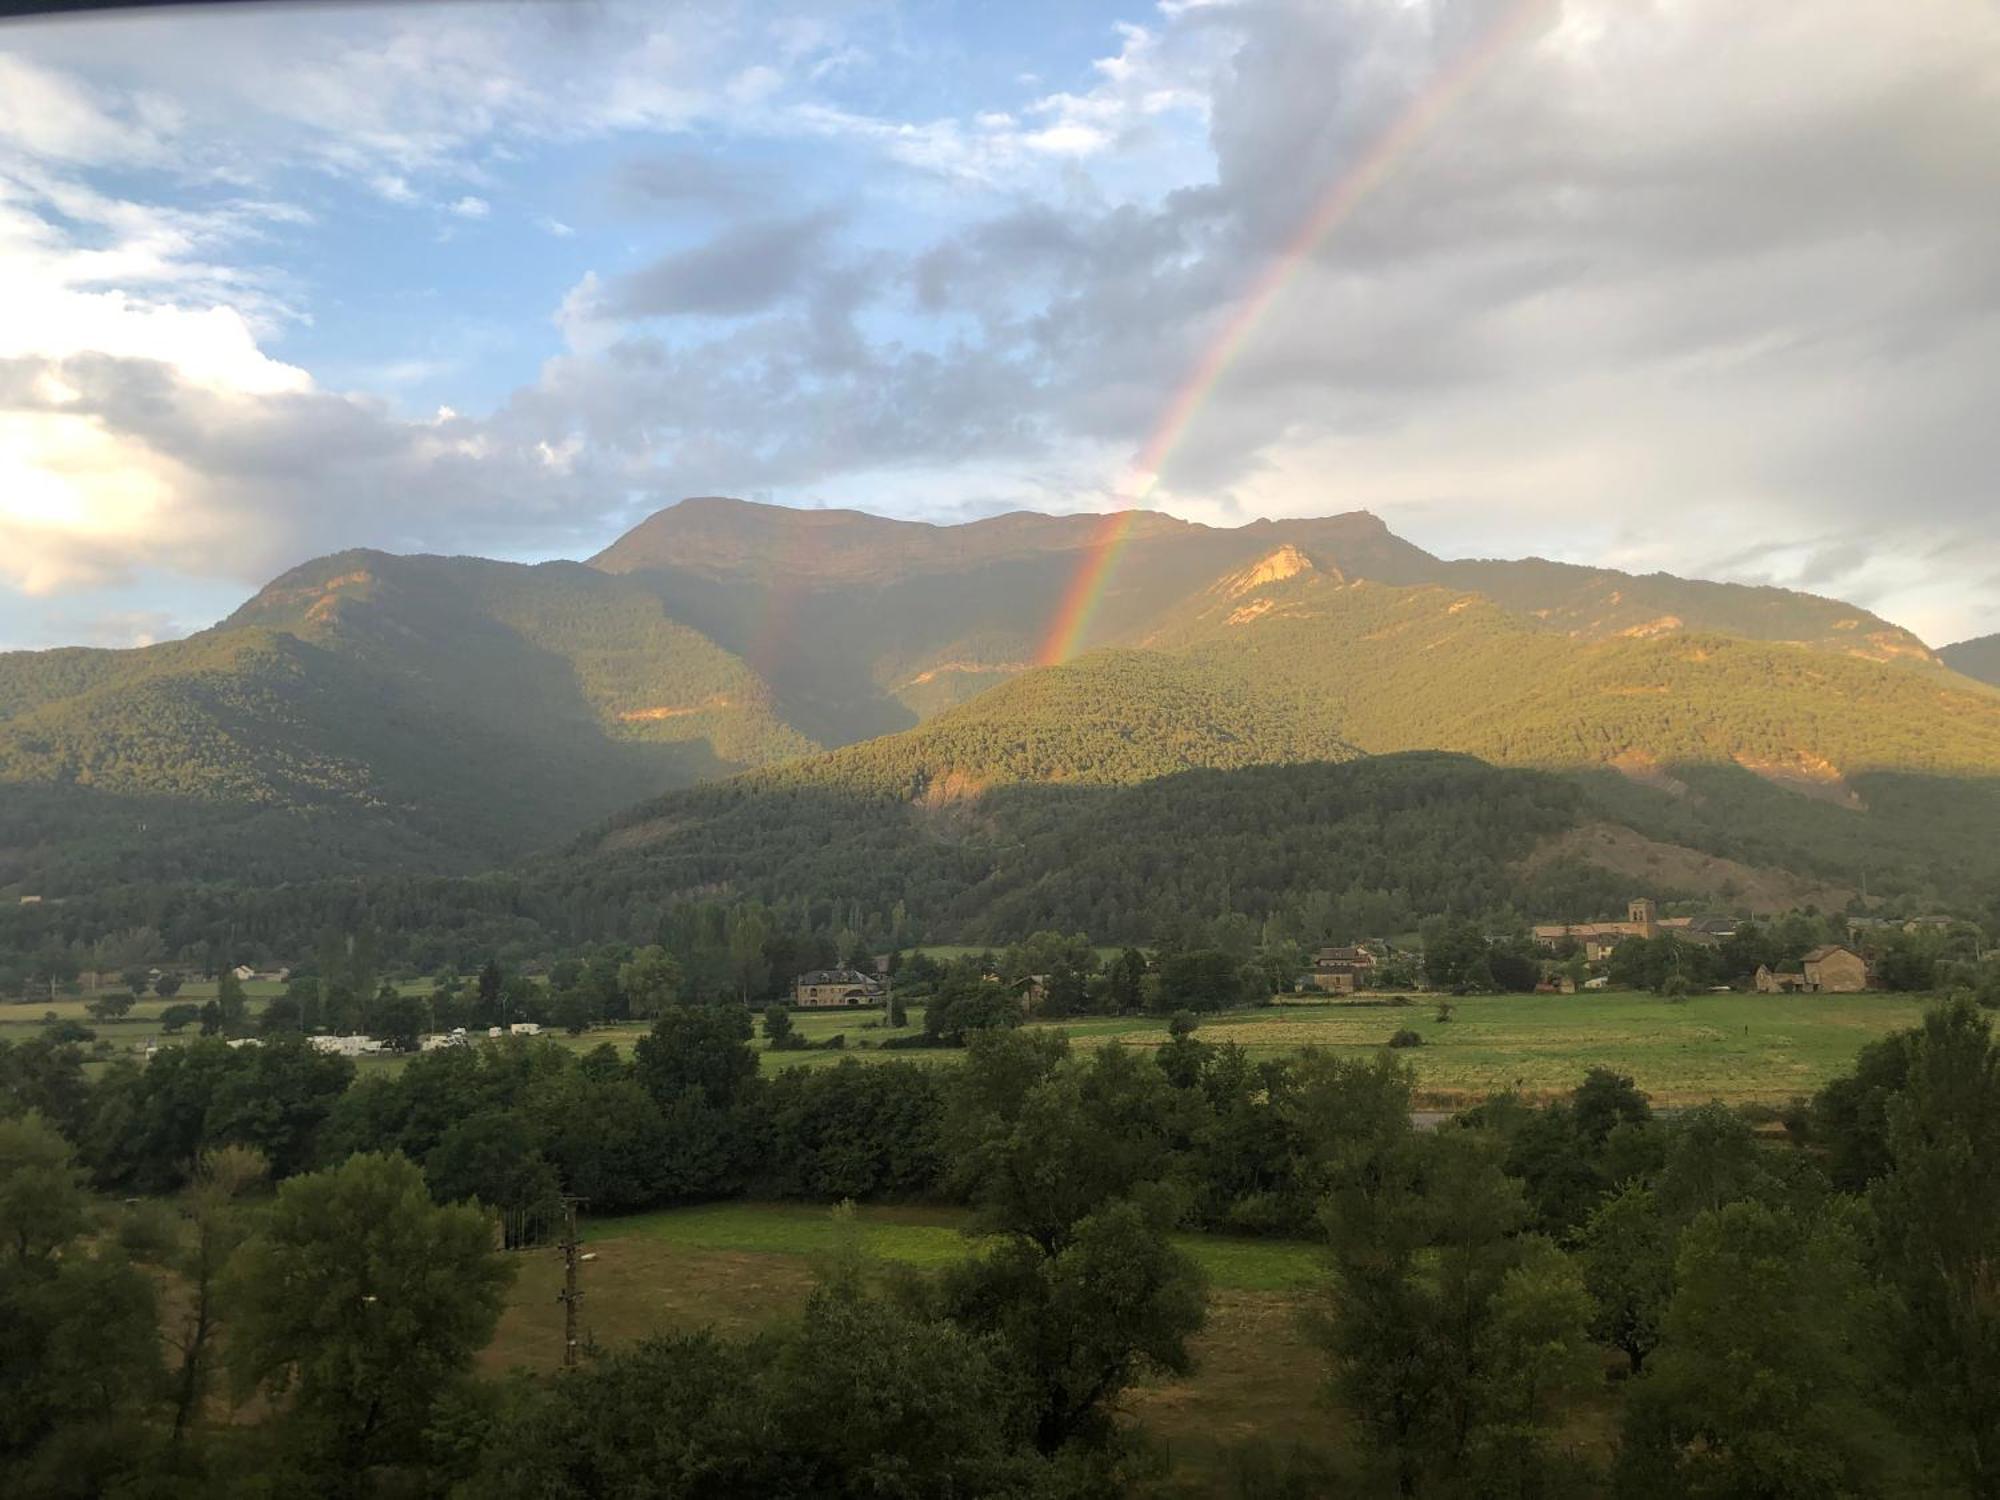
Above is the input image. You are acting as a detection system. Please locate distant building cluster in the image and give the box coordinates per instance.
[1532,899,1740,962]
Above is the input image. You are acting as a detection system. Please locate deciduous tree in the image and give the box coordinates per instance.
[227,1152,513,1491]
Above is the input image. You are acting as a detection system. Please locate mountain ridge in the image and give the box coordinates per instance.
[0,495,1981,901]
[1941,633,2000,688]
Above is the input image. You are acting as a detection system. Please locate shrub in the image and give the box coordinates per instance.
[1387,1028,1424,1049]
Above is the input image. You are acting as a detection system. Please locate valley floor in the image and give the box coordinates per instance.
[346,989,1932,1106]
[484,1200,1350,1494]
[10,986,1935,1106]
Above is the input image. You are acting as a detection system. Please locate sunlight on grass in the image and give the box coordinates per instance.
[601,1200,1322,1291]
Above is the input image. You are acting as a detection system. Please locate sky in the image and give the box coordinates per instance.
[1,0,1996,651]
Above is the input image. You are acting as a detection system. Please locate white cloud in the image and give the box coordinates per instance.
[447,194,489,218]
[1,0,1996,649]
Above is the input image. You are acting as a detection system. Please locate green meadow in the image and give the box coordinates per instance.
[485,1200,1335,1494]
[6,986,1937,1106]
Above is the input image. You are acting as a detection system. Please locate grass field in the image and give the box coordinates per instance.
[6,985,1936,1106]
[601,1200,1323,1291]
[758,990,1935,1104]
[1040,990,1937,1106]
[485,1199,1335,1493]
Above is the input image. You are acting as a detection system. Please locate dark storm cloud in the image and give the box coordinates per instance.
[595,209,848,319]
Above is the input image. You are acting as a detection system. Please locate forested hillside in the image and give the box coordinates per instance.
[0,495,1973,905]
[573,573,2000,930]
[1942,632,2000,687]
[591,498,1939,732]
[0,553,815,892]
[2,754,1635,963]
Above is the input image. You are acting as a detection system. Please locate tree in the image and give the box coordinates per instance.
[1617,1200,1885,1497]
[363,989,427,1052]
[529,1073,686,1209]
[618,946,684,1020]
[201,1037,357,1182]
[348,925,381,1004]
[548,984,598,1036]
[166,1145,266,1443]
[0,1116,162,1491]
[0,1038,93,1140]
[1652,1102,1786,1226]
[936,1034,1205,1454]
[1153,949,1246,1013]
[1808,1027,1910,1191]
[758,1062,946,1201]
[475,958,504,1019]
[40,1017,93,1046]
[1313,1123,1586,1496]
[632,1005,757,1112]
[1576,1183,1673,1375]
[122,968,150,998]
[1471,1238,1599,1490]
[761,1004,799,1050]
[464,1279,1046,1499]
[1873,930,1941,993]
[1104,948,1148,1013]
[1868,1000,2000,1496]
[1156,1011,1209,1089]
[423,1112,561,1246]
[1420,917,1491,992]
[726,906,774,1004]
[0,1112,89,1263]
[1571,1067,1651,1146]
[158,1002,201,1035]
[227,1152,514,1490]
[937,1194,1205,1455]
[153,972,184,999]
[925,976,1024,1045]
[215,967,249,1031]
[86,990,136,1022]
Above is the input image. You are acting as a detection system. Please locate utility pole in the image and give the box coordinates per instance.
[557,1196,586,1370]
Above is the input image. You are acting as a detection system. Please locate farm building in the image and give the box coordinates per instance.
[792,969,884,1008]
[1303,944,1377,994]
[1756,945,1869,994]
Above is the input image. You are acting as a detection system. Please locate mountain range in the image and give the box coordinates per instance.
[4,497,1996,929]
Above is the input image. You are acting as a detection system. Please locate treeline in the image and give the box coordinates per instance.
[0,754,1647,977]
[5,997,2000,1494]
[0,553,821,898]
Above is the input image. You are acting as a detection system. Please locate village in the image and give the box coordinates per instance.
[17,893,1986,1070]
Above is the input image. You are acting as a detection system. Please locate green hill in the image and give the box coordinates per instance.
[569,752,1614,947]
[590,497,1935,732]
[574,561,2000,925]
[0,553,815,893]
[1941,633,2000,688]
[0,496,1967,903]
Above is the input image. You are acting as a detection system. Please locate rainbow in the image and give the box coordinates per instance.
[1036,0,1554,666]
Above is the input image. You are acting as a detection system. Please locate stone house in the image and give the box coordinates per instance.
[792,969,884,1008]
[1801,944,1869,993]
[1302,944,1376,994]
[1756,945,1869,994]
